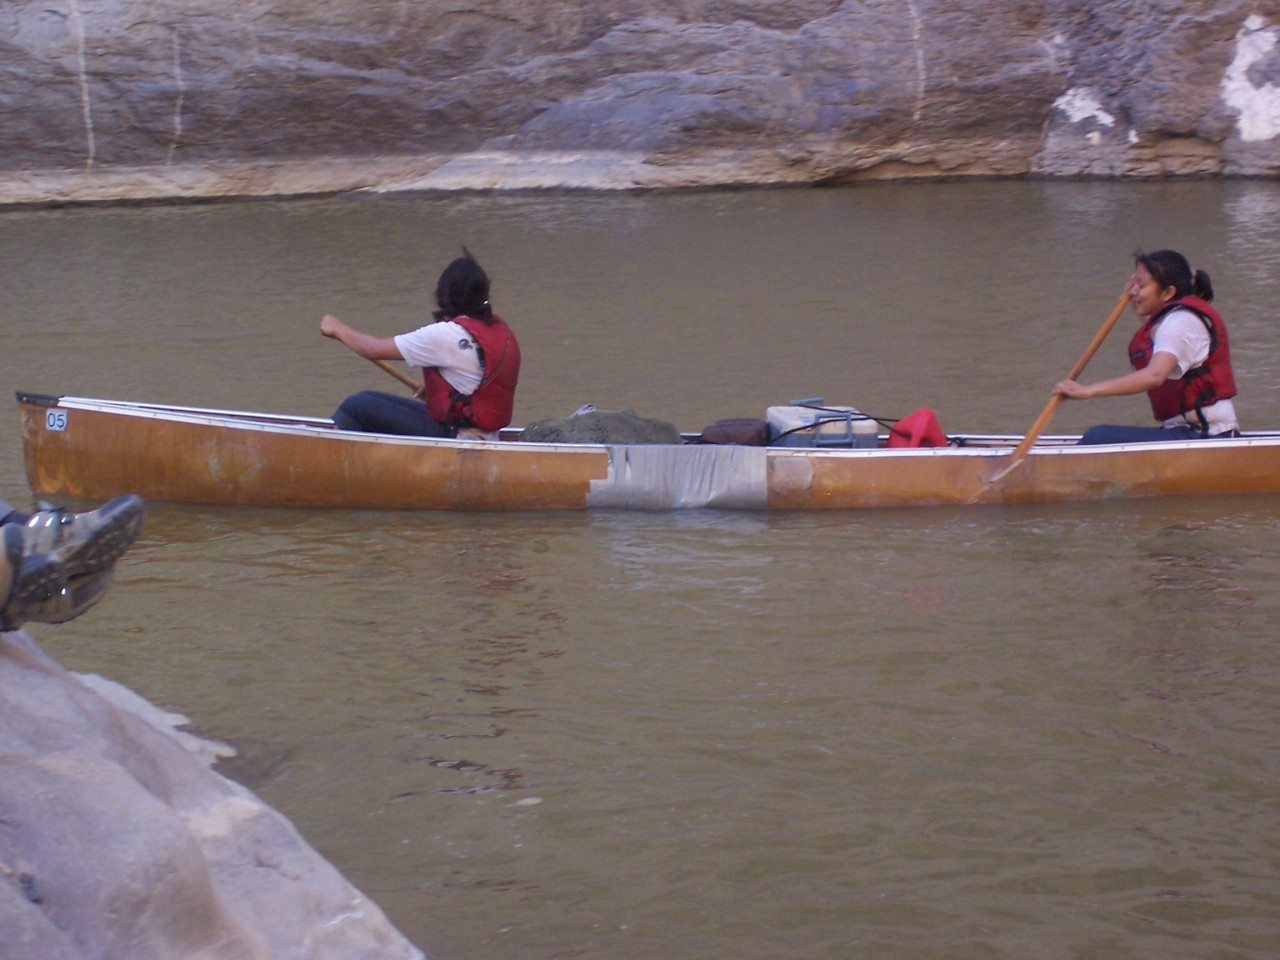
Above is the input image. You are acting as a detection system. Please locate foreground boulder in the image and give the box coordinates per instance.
[0,629,424,960]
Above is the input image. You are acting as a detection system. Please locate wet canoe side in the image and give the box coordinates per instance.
[20,396,609,510]
[18,394,1280,510]
[767,437,1280,508]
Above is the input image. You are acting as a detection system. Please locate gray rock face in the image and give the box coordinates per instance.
[2,3,1279,196]
[0,629,424,960]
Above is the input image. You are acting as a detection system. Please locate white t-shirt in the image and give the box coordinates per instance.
[1151,307,1238,433]
[393,321,483,394]
[394,321,501,439]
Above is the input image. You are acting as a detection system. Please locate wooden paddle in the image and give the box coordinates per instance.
[974,288,1132,496]
[371,357,419,392]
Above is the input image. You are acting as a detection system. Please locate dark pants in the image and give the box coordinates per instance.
[332,391,455,438]
[1077,424,1235,445]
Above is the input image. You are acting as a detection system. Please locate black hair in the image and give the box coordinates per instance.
[433,247,493,321]
[1134,248,1214,302]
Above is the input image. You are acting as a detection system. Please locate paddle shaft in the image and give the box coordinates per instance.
[1004,289,1132,464]
[372,357,420,392]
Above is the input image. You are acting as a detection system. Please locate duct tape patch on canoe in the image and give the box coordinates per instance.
[586,444,768,509]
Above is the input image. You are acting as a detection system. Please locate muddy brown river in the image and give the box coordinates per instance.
[3,179,1279,958]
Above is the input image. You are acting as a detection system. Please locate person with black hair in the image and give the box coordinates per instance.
[1055,249,1240,445]
[320,248,521,439]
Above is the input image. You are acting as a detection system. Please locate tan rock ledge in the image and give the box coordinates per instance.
[0,145,1058,208]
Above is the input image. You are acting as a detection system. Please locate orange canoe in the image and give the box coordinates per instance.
[18,392,1280,511]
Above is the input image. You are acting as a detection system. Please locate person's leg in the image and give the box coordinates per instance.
[1077,424,1202,445]
[0,527,13,610]
[332,390,454,437]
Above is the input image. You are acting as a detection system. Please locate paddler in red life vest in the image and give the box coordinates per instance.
[1054,249,1240,445]
[320,248,521,440]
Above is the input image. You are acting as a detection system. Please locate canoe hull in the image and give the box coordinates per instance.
[20,395,606,510]
[19,393,1280,511]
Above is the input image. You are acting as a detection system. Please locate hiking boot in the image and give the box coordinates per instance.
[0,560,115,630]
[18,495,145,579]
[1,495,144,630]
[1,523,113,629]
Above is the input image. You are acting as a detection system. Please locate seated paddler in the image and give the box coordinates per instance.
[320,248,521,440]
[1054,249,1240,444]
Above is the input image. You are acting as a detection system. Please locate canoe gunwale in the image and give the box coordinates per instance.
[27,393,1280,456]
[25,393,1051,455]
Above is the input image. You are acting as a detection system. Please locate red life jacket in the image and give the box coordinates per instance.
[1127,296,1236,426]
[422,315,521,431]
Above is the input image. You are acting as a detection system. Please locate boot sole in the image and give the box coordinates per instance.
[46,495,146,579]
[3,566,115,628]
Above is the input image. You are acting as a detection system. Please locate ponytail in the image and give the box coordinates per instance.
[1191,268,1214,303]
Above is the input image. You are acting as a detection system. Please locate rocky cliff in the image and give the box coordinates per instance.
[2,1,1278,204]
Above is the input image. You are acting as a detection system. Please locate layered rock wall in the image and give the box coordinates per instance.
[2,2,1279,198]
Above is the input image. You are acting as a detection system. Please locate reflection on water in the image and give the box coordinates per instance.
[4,182,1280,959]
